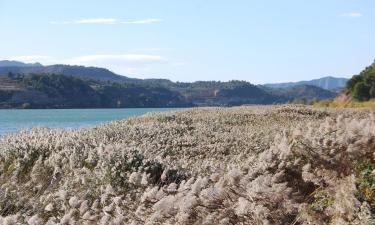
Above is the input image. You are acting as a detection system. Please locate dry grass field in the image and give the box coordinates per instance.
[0,105,375,224]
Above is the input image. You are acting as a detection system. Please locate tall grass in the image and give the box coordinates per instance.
[0,105,374,224]
[314,99,375,108]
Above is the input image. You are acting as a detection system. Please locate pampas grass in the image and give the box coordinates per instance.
[0,105,374,224]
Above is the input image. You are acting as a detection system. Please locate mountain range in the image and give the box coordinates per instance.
[0,60,43,68]
[264,76,348,91]
[0,62,133,83]
[0,60,342,108]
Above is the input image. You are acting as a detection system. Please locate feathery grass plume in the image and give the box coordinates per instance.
[0,105,374,224]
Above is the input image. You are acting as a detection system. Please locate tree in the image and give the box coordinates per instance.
[364,73,375,87]
[353,82,370,101]
[7,72,14,79]
[346,75,363,92]
[370,85,375,99]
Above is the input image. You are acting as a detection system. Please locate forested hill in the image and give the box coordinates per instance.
[0,60,347,90]
[0,64,135,83]
[264,76,348,91]
[0,73,337,109]
[0,74,190,108]
[346,62,375,101]
[0,60,339,108]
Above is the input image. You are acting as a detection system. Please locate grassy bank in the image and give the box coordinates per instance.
[0,105,375,224]
[314,99,375,108]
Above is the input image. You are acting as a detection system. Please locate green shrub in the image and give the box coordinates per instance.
[370,86,375,98]
[353,82,370,101]
[347,64,375,101]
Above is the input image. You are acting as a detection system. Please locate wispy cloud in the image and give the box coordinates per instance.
[67,54,168,64]
[49,18,117,25]
[121,18,162,24]
[3,54,169,76]
[74,18,117,24]
[340,12,363,18]
[50,18,162,25]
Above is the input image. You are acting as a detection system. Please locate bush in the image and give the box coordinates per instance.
[347,75,363,92]
[370,86,375,98]
[353,82,370,101]
[347,64,375,101]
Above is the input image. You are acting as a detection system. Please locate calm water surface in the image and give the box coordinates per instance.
[0,108,176,136]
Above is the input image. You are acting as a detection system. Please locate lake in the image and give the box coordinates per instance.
[0,108,177,136]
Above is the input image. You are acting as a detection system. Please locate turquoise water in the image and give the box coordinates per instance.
[0,108,176,136]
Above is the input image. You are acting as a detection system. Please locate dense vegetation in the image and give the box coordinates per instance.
[346,63,375,101]
[166,80,280,106]
[264,84,336,104]
[314,98,375,108]
[0,61,340,108]
[1,106,374,224]
[0,73,190,108]
[0,72,337,108]
[0,63,134,82]
[264,76,348,91]
[20,73,101,108]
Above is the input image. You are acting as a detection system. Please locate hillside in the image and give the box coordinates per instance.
[0,61,340,108]
[0,60,346,92]
[0,75,282,108]
[265,84,337,101]
[0,60,42,67]
[168,81,279,106]
[0,64,137,83]
[0,74,338,108]
[0,74,190,108]
[264,76,348,91]
[1,106,374,224]
[346,63,375,101]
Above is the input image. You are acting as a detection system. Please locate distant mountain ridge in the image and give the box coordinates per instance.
[264,76,348,91]
[0,60,339,108]
[0,60,42,68]
[265,84,337,100]
[0,74,190,108]
[0,65,137,83]
[0,60,347,90]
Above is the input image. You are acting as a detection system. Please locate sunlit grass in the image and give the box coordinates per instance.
[0,105,375,224]
[314,99,375,108]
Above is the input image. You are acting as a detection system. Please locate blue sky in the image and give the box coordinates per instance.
[0,0,374,83]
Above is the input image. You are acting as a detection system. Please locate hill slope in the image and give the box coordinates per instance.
[0,61,340,107]
[265,84,337,101]
[0,60,42,67]
[0,74,190,108]
[346,63,375,101]
[168,81,280,106]
[0,64,137,83]
[0,75,282,108]
[264,76,348,91]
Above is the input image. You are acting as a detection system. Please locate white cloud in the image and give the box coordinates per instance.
[66,54,168,65]
[341,12,363,18]
[74,18,117,24]
[3,54,169,76]
[6,54,168,65]
[49,18,117,25]
[121,18,162,24]
[50,18,162,25]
